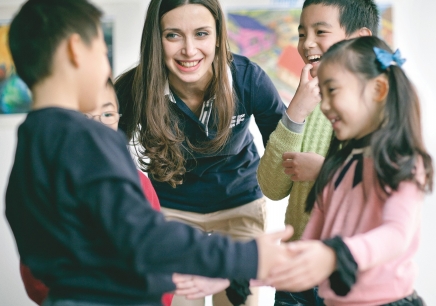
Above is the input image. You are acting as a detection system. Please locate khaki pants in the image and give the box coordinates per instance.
[161,197,267,306]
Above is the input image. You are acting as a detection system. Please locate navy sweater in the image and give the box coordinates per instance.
[5,108,258,304]
[117,54,285,213]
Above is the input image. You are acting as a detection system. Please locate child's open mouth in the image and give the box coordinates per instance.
[307,55,322,64]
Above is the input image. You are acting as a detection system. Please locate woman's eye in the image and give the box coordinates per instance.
[196,31,209,37]
[165,33,178,39]
[298,33,305,38]
[102,112,114,118]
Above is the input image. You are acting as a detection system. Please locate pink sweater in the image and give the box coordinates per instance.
[302,146,424,306]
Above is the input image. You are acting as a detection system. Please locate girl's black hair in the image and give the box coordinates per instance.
[306,36,433,212]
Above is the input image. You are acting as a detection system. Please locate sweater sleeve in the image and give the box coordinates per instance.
[343,181,423,272]
[257,120,304,200]
[79,179,258,282]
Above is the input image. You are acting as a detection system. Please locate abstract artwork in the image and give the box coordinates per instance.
[0,20,114,114]
[227,4,393,102]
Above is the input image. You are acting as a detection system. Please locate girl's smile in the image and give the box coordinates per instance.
[318,62,386,141]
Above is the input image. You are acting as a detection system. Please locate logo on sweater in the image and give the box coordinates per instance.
[230,114,245,128]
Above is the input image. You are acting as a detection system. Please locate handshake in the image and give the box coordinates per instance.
[173,226,336,300]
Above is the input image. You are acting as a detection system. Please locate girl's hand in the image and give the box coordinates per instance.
[282,152,325,181]
[173,274,230,299]
[266,240,336,292]
[286,64,321,123]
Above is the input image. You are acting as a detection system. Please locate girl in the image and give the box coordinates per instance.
[267,36,433,306]
[115,0,285,305]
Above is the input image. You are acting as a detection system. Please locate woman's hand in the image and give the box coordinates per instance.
[173,274,230,299]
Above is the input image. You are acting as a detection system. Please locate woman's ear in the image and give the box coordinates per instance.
[373,75,389,103]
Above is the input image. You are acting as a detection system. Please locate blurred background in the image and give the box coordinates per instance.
[0,0,435,305]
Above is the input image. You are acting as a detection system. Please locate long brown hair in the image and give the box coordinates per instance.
[306,36,433,212]
[115,0,234,187]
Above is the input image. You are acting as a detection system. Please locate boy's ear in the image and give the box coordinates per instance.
[357,27,372,37]
[67,34,84,68]
[373,75,389,103]
[349,27,372,38]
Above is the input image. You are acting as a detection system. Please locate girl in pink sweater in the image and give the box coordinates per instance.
[267,36,433,306]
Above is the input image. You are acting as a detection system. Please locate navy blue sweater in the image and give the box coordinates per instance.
[117,54,285,213]
[5,108,258,304]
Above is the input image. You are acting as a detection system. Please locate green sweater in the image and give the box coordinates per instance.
[257,104,332,241]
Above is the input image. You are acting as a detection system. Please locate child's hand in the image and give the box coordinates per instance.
[282,152,324,181]
[173,274,230,299]
[256,226,295,280]
[266,240,336,292]
[286,64,321,123]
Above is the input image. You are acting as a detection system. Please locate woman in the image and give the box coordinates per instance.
[115,0,285,305]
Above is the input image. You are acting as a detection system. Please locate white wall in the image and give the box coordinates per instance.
[0,0,435,305]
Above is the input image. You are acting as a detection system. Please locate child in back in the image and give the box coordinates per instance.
[268,36,433,306]
[257,0,378,304]
[5,0,293,305]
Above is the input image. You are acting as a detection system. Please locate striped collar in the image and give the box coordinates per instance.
[164,66,233,137]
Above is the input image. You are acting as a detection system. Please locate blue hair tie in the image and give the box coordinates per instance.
[373,47,406,70]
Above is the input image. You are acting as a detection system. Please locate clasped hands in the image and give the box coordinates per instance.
[172,227,336,299]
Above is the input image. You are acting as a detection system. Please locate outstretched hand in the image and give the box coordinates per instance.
[173,274,230,300]
[256,226,295,280]
[266,240,336,292]
[286,64,321,123]
[282,152,324,181]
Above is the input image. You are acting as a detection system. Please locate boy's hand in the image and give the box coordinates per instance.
[173,274,230,299]
[286,64,321,123]
[282,152,324,181]
[256,226,295,280]
[266,240,336,292]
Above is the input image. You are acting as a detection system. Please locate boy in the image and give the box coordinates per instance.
[18,79,172,306]
[5,1,293,305]
[257,0,379,305]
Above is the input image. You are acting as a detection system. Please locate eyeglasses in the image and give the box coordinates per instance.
[84,111,122,125]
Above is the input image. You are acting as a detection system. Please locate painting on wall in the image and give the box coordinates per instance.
[0,20,114,115]
[227,3,393,103]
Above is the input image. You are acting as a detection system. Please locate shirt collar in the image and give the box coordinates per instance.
[164,66,233,103]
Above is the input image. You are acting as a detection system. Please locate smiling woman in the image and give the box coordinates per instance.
[114,0,285,305]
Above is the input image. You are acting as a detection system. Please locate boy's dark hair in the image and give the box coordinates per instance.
[306,36,434,212]
[303,0,379,36]
[8,0,102,89]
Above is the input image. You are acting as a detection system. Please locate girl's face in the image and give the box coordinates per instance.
[86,85,119,131]
[318,62,385,141]
[160,4,217,89]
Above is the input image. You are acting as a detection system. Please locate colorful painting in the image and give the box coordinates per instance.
[227,4,394,102]
[0,20,114,114]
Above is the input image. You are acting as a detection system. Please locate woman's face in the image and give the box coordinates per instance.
[160,4,217,89]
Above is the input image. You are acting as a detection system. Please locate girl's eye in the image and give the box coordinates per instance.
[298,33,305,38]
[328,87,336,93]
[102,112,114,118]
[196,31,209,37]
